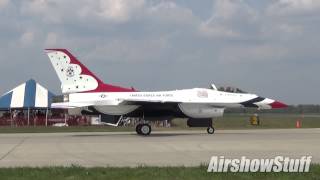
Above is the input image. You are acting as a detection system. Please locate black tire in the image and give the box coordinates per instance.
[207,126,215,134]
[135,124,142,135]
[139,124,151,136]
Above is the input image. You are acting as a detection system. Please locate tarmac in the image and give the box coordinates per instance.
[0,128,319,167]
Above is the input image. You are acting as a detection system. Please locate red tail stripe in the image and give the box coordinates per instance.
[46,48,136,93]
[46,48,104,84]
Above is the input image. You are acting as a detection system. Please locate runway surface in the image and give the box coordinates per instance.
[0,128,319,167]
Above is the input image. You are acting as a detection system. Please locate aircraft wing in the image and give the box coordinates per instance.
[51,102,94,109]
[118,99,235,108]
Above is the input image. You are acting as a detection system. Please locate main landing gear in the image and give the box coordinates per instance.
[207,126,215,134]
[135,118,215,136]
[136,123,152,136]
[187,118,215,134]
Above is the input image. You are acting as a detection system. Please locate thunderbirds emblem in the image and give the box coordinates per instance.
[66,66,75,77]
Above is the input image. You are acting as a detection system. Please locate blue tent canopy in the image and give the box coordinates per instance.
[0,79,55,109]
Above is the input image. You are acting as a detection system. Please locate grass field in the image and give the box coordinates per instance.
[214,113,320,129]
[0,165,319,180]
[173,113,320,130]
[0,113,319,133]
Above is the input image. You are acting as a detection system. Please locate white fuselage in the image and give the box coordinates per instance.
[64,88,273,118]
[69,88,257,106]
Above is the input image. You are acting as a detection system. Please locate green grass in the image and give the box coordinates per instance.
[171,113,320,130]
[214,113,320,129]
[0,113,319,133]
[0,165,319,180]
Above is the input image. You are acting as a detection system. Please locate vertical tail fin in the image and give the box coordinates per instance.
[45,49,136,94]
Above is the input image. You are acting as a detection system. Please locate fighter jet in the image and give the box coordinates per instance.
[46,49,287,135]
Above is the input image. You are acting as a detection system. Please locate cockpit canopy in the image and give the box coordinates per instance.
[218,86,247,93]
[208,84,248,94]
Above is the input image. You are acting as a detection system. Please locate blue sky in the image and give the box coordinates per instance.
[0,0,319,104]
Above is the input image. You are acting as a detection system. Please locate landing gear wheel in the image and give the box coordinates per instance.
[207,126,215,134]
[135,124,142,135]
[139,124,151,136]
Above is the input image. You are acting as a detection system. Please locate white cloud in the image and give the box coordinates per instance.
[199,24,239,38]
[20,0,147,24]
[211,0,242,20]
[98,0,145,23]
[20,0,196,26]
[259,21,304,41]
[199,0,258,38]
[45,32,58,46]
[0,0,8,8]
[267,0,320,16]
[147,1,197,25]
[20,0,63,23]
[20,31,35,46]
[278,23,303,34]
[23,0,49,13]
[218,45,289,64]
[86,37,169,63]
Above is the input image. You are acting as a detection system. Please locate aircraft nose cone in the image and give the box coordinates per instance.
[270,101,288,109]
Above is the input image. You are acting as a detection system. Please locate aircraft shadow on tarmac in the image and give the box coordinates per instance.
[70,132,207,137]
